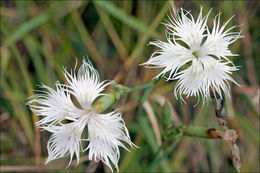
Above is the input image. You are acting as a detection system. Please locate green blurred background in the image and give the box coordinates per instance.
[0,0,259,172]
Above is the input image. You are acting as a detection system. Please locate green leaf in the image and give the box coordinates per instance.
[161,101,172,128]
[94,1,160,38]
[24,37,47,84]
[5,12,50,45]
[4,2,83,46]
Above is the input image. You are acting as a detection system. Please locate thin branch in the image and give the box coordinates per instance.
[211,90,241,172]
[182,126,222,139]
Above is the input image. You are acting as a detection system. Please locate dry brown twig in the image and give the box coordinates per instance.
[210,89,241,172]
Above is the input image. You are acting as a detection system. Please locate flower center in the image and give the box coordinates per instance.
[192,51,199,59]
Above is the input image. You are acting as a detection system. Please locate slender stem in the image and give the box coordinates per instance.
[149,137,181,171]
[93,79,161,114]
[210,90,228,129]
[166,125,223,139]
[210,90,241,172]
[182,126,222,139]
[149,125,223,171]
[112,82,153,95]
[93,81,227,141]
[127,82,154,92]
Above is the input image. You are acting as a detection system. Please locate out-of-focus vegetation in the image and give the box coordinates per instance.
[0,0,259,172]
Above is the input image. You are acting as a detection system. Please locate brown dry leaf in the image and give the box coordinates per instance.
[222,129,238,142]
[232,143,241,172]
[222,129,241,172]
[143,101,162,146]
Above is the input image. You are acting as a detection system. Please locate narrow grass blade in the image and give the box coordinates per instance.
[94,1,160,38]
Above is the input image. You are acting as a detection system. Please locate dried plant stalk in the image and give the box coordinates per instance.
[211,90,241,172]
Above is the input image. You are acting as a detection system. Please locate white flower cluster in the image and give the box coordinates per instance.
[142,7,242,102]
[28,60,135,172]
[27,6,242,172]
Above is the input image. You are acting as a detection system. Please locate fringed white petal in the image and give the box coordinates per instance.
[165,7,210,48]
[203,14,243,60]
[174,57,238,102]
[44,120,87,167]
[85,111,135,172]
[64,60,113,109]
[142,40,192,80]
[27,82,83,127]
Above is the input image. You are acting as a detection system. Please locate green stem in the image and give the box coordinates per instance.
[93,82,155,113]
[149,125,222,171]
[93,78,162,113]
[149,136,181,171]
[127,82,154,92]
[93,82,222,140]
[112,81,155,95]
[182,126,222,139]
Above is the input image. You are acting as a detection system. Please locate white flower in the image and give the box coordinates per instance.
[44,120,86,166]
[28,60,135,171]
[142,7,242,102]
[85,111,132,171]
